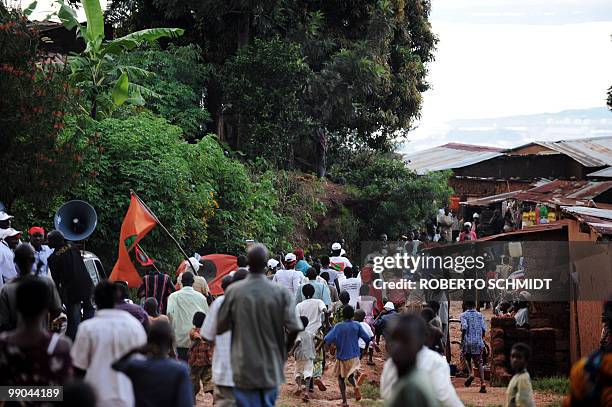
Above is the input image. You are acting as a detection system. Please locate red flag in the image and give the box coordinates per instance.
[202,254,238,295]
[110,193,157,287]
[135,245,155,267]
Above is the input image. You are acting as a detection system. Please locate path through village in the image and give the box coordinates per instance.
[196,302,564,407]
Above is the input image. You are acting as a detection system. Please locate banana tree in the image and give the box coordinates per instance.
[56,0,184,118]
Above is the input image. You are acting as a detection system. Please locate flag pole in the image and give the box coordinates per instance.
[136,243,161,273]
[130,190,198,275]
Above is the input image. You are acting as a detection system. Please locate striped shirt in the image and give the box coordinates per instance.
[137,272,175,314]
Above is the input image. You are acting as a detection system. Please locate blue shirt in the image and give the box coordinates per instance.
[295,280,332,306]
[296,260,311,275]
[460,309,487,354]
[324,320,371,361]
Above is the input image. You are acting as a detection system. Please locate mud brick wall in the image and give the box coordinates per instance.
[490,316,558,386]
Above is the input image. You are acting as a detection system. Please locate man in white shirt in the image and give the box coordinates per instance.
[272,253,303,297]
[329,242,352,281]
[71,280,147,407]
[201,272,246,407]
[167,271,209,361]
[28,226,53,277]
[295,284,327,335]
[380,347,464,407]
[0,228,21,287]
[339,266,361,308]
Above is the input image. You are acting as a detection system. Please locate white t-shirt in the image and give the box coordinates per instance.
[32,244,54,277]
[200,296,234,387]
[329,256,352,275]
[0,241,17,287]
[272,268,303,297]
[295,298,326,335]
[71,309,147,407]
[339,276,362,308]
[358,321,374,349]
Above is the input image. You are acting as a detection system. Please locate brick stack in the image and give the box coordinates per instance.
[489,316,557,386]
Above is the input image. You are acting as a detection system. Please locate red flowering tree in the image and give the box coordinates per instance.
[0,5,81,211]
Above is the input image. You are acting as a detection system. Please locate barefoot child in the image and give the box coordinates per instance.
[291,316,317,401]
[504,342,535,407]
[324,305,371,406]
[188,312,214,398]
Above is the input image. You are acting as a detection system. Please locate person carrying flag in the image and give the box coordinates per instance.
[330,242,352,282]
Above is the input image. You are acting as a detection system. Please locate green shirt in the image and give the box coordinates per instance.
[387,369,438,407]
[167,286,209,348]
[217,273,303,389]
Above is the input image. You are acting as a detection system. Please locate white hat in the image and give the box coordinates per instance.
[1,228,21,239]
[332,242,342,251]
[285,252,297,262]
[186,257,200,273]
[383,301,395,311]
[473,213,480,218]
[0,212,13,221]
[464,221,472,227]
[267,259,279,269]
[519,291,532,301]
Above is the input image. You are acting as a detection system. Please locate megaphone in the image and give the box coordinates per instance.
[54,200,97,241]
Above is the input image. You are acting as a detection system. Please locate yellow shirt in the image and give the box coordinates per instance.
[505,371,535,407]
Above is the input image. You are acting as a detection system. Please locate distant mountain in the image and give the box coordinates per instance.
[399,107,612,153]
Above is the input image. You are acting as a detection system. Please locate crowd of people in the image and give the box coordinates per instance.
[0,207,610,406]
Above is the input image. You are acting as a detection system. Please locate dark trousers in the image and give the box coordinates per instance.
[66,299,95,340]
[177,347,189,362]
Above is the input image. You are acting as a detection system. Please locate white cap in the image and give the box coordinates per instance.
[186,257,200,273]
[267,259,279,269]
[1,227,21,239]
[464,221,472,227]
[285,252,297,262]
[0,212,13,221]
[332,242,342,251]
[519,291,532,301]
[473,213,480,218]
[383,301,395,311]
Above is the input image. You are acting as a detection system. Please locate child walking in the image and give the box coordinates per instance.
[292,316,316,402]
[324,305,371,406]
[188,312,214,398]
[504,343,535,407]
[461,300,487,393]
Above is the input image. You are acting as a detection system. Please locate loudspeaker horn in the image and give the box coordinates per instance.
[54,200,97,241]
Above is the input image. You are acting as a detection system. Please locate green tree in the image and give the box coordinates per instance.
[0,5,80,210]
[57,0,184,118]
[106,0,437,170]
[117,44,211,139]
[331,153,452,239]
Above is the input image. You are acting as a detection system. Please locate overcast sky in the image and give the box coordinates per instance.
[404,0,612,151]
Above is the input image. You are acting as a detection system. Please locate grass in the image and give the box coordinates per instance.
[359,400,384,407]
[532,376,570,395]
[359,382,381,400]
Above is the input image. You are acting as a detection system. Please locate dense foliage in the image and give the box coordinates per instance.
[0,6,80,211]
[331,153,452,239]
[117,44,211,139]
[107,0,438,172]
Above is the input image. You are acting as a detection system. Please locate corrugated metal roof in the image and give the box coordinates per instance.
[461,179,612,208]
[507,136,612,167]
[460,190,524,206]
[562,206,612,235]
[403,143,503,175]
[588,167,612,178]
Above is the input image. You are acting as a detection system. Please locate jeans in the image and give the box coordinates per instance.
[233,387,278,407]
[65,299,95,340]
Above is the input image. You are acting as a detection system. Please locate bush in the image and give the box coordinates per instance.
[331,152,452,240]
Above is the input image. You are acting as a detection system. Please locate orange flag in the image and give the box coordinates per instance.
[110,193,157,287]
